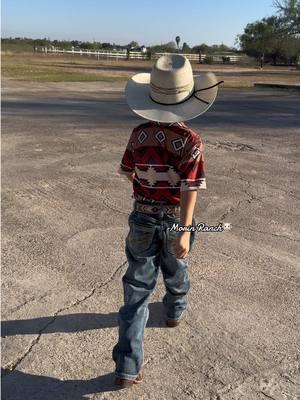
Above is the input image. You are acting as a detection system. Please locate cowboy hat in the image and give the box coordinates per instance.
[125,54,223,123]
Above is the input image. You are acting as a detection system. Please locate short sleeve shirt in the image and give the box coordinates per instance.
[118,121,206,205]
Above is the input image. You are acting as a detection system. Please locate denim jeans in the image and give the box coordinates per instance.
[112,209,196,380]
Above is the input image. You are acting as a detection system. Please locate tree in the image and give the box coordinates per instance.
[71,40,80,48]
[280,35,300,61]
[79,41,95,49]
[128,41,139,49]
[182,42,191,53]
[237,16,281,63]
[165,41,177,49]
[149,41,176,53]
[273,0,300,35]
[175,36,181,50]
[101,42,113,49]
[211,43,232,52]
[237,11,300,65]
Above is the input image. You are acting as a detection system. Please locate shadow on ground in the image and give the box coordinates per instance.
[1,302,166,337]
[1,302,166,399]
[1,369,123,399]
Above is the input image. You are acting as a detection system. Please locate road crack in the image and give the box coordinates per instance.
[8,292,50,315]
[2,260,127,379]
[219,169,298,240]
[259,392,277,400]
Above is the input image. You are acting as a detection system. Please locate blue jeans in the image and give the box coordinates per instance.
[112,209,196,380]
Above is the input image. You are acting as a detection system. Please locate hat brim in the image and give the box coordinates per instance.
[125,72,219,123]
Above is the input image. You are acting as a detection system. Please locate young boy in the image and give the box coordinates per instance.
[112,54,222,387]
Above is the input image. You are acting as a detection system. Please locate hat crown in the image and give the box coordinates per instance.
[150,55,194,105]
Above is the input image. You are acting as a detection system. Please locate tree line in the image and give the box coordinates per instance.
[237,0,300,65]
[1,37,237,55]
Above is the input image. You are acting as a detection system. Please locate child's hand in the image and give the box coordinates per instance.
[175,232,190,259]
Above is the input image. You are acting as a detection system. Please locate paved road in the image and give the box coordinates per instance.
[2,80,300,400]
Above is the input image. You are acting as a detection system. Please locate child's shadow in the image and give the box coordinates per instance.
[1,368,121,399]
[1,302,166,399]
[1,302,166,336]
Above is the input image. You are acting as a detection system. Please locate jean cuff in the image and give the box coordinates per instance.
[167,311,184,320]
[115,371,140,380]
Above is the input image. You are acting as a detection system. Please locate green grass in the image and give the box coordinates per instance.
[2,61,128,82]
[2,61,253,87]
[3,55,298,87]
[222,82,253,88]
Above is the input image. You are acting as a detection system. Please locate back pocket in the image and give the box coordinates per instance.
[166,229,179,255]
[126,221,155,253]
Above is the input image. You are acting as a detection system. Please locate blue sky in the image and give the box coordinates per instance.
[2,0,277,47]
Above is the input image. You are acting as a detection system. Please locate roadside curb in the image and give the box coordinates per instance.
[254,82,300,91]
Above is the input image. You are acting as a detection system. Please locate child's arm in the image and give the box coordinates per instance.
[176,132,206,259]
[118,129,136,180]
[125,172,135,183]
[175,190,197,259]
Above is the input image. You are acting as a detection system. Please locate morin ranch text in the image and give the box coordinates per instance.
[169,223,225,232]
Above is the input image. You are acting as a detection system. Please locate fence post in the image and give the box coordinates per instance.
[198,51,202,63]
[296,54,300,70]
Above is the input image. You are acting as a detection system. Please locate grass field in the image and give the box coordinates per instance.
[2,54,128,82]
[2,53,300,87]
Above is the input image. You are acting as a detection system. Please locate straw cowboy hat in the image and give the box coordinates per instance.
[125,54,223,123]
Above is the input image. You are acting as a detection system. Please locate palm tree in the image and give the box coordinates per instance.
[175,36,181,51]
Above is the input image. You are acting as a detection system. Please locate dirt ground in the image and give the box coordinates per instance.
[1,77,300,399]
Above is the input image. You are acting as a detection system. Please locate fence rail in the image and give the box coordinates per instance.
[153,52,200,61]
[153,53,244,62]
[37,47,246,63]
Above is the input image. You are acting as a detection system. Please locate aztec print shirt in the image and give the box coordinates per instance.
[118,121,206,205]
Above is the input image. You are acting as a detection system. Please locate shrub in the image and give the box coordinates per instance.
[203,56,213,64]
[222,56,230,64]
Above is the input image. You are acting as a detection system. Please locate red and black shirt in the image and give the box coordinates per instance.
[118,121,206,205]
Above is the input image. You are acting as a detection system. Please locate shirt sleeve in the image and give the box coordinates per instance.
[179,134,206,191]
[118,130,135,175]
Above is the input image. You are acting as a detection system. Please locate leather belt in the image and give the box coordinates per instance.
[134,201,180,215]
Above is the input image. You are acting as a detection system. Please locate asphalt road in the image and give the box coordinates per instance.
[1,80,300,400]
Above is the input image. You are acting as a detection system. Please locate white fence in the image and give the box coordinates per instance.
[153,52,245,63]
[153,52,200,61]
[38,47,245,63]
[39,47,148,59]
